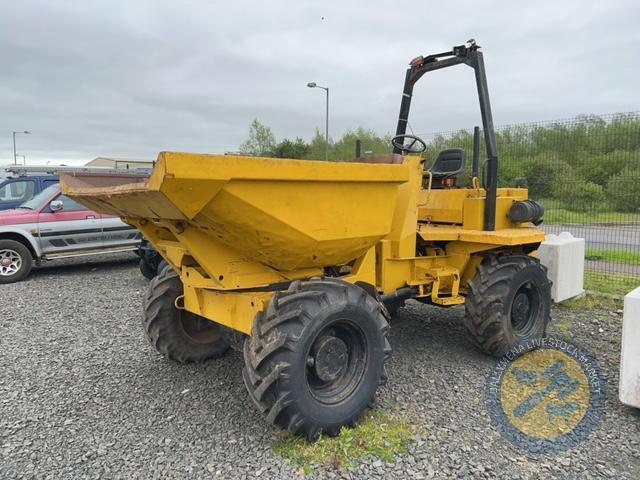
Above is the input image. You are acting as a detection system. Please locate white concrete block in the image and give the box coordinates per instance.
[620,287,640,409]
[537,232,585,302]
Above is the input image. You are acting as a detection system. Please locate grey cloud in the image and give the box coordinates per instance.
[1,0,638,164]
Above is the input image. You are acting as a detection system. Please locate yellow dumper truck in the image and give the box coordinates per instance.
[62,41,550,440]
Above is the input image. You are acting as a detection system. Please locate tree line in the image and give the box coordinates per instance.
[239,114,640,213]
[239,119,392,161]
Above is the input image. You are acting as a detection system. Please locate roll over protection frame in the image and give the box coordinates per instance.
[393,40,499,231]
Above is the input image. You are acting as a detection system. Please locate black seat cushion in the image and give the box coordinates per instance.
[429,148,466,178]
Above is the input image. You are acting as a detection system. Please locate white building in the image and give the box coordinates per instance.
[85,157,154,170]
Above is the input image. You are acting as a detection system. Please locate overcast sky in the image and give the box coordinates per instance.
[1,0,639,165]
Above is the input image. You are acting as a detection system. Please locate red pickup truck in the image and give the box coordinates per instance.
[0,184,141,283]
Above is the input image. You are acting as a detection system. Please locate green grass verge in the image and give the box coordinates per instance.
[584,271,640,296]
[585,248,640,265]
[544,208,640,225]
[551,315,575,338]
[271,409,418,476]
[556,293,622,311]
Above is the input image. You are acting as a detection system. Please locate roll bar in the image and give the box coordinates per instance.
[393,40,499,231]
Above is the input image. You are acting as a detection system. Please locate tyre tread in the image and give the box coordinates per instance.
[142,268,229,363]
[243,279,390,440]
[464,254,551,356]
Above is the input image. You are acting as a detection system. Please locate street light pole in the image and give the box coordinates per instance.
[307,83,329,161]
[12,130,30,165]
[324,88,329,161]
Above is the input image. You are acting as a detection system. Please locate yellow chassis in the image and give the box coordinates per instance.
[126,156,544,335]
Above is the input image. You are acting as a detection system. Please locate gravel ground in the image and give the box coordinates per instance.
[1,253,639,479]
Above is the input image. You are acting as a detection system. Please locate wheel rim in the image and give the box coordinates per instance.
[0,249,22,277]
[305,320,368,405]
[510,282,541,337]
[179,311,222,344]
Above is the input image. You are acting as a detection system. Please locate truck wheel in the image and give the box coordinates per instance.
[157,259,169,275]
[464,254,551,356]
[0,239,33,284]
[143,268,229,363]
[243,278,391,440]
[139,259,157,280]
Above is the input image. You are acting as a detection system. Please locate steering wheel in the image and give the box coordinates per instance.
[391,134,427,154]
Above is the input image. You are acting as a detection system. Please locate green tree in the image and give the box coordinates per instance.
[273,137,310,159]
[239,119,276,156]
[520,155,572,199]
[303,128,392,161]
[304,129,331,160]
[576,149,636,187]
[553,171,605,212]
[331,128,392,161]
[607,167,640,212]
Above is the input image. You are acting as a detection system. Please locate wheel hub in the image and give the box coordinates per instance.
[512,291,531,327]
[180,312,222,344]
[0,249,21,276]
[312,336,348,382]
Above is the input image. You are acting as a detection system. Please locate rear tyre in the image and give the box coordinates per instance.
[243,278,391,441]
[157,259,169,275]
[139,259,156,280]
[143,268,229,362]
[464,254,551,356]
[0,239,33,284]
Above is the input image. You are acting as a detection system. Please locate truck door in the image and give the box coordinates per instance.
[37,193,103,254]
[0,178,36,211]
[101,214,141,249]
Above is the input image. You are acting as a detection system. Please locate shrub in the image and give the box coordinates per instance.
[576,149,635,187]
[567,182,605,212]
[497,154,526,188]
[274,138,309,159]
[607,167,640,212]
[519,155,572,199]
[552,171,605,212]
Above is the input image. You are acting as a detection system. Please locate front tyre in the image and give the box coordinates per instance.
[243,278,391,440]
[464,254,551,356]
[0,239,33,284]
[143,268,229,362]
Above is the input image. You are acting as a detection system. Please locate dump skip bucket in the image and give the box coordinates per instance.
[62,152,410,270]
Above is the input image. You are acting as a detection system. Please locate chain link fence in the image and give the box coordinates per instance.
[418,112,640,295]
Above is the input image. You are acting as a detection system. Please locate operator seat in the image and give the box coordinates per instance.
[426,148,466,188]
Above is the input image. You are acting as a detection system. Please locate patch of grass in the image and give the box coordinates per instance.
[271,409,418,476]
[551,315,574,338]
[543,207,640,225]
[585,248,640,265]
[584,271,640,296]
[556,292,622,311]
